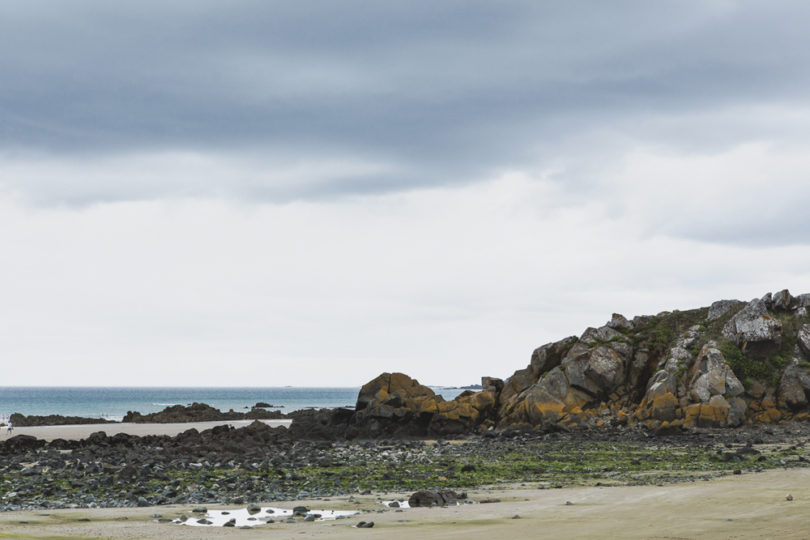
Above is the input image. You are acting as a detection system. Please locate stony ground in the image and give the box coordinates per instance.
[1,421,810,513]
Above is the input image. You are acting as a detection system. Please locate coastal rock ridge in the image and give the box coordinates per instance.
[294,289,810,438]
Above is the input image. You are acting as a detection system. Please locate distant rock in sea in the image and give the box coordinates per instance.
[123,402,286,423]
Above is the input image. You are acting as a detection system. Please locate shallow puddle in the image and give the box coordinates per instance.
[174,506,359,527]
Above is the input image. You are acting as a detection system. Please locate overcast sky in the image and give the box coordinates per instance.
[2,1,809,387]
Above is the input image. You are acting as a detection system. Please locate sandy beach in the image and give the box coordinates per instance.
[2,419,292,442]
[0,467,807,539]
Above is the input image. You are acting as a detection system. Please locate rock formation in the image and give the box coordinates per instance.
[336,289,810,438]
[122,402,285,423]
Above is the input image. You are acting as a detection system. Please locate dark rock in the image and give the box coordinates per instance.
[9,412,118,427]
[289,408,353,440]
[123,402,286,423]
[408,490,459,507]
[0,435,45,453]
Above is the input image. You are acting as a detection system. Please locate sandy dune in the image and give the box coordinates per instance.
[0,468,807,539]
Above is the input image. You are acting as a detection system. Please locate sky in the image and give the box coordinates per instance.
[1,1,809,387]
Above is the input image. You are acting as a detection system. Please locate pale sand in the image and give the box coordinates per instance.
[1,468,808,539]
[3,419,292,441]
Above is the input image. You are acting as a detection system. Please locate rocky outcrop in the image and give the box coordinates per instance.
[344,372,498,438]
[333,289,810,438]
[123,403,286,423]
[9,413,118,427]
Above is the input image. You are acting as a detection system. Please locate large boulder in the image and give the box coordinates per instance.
[772,289,795,311]
[722,299,782,356]
[499,337,577,409]
[778,360,810,410]
[500,367,576,426]
[562,342,627,399]
[0,434,45,454]
[683,396,731,428]
[349,373,441,438]
[408,490,460,507]
[355,372,437,411]
[688,345,744,403]
[351,373,498,437]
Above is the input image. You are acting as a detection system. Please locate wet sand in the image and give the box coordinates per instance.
[2,419,292,441]
[1,468,807,539]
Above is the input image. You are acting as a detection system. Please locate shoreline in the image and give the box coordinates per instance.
[3,419,292,442]
[0,468,807,539]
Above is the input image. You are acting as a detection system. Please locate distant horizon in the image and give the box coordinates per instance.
[0,382,480,389]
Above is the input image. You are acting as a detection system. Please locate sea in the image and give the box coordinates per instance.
[0,386,467,422]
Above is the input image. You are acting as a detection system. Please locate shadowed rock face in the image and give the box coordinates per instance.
[335,289,810,438]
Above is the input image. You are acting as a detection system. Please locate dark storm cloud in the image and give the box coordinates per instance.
[2,0,810,200]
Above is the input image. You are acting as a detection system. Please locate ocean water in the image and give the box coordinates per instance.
[0,386,466,422]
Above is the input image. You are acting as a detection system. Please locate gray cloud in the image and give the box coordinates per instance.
[2,2,808,150]
[2,1,810,240]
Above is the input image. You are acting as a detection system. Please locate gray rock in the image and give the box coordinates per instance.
[772,289,794,311]
[725,370,745,398]
[708,300,742,321]
[536,367,570,401]
[529,336,578,380]
[646,370,677,400]
[562,344,626,398]
[761,292,773,308]
[580,326,624,346]
[607,313,633,331]
[408,490,459,507]
[778,360,810,410]
[728,397,747,426]
[722,299,782,356]
[798,325,810,358]
[663,347,693,372]
[689,346,743,403]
